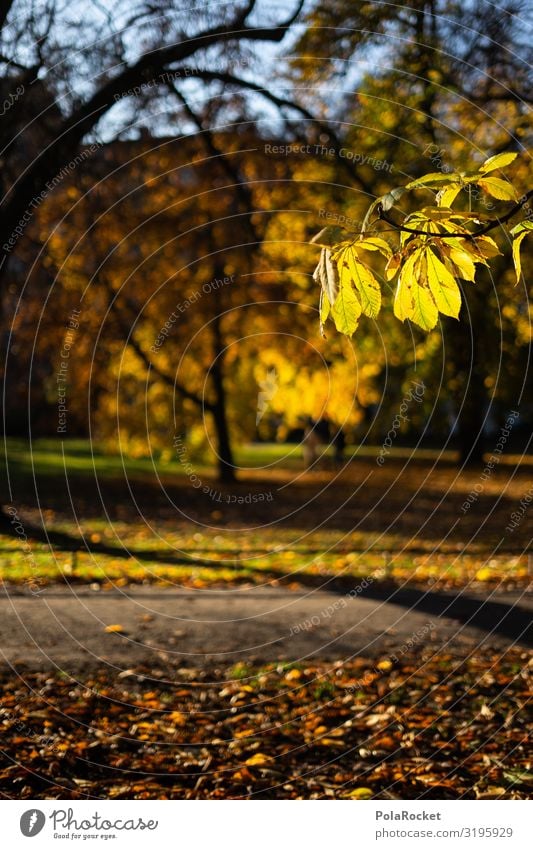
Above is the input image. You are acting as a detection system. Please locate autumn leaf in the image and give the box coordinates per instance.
[437,183,462,207]
[406,172,459,189]
[510,221,533,283]
[394,248,439,331]
[477,177,518,202]
[347,787,374,799]
[337,246,382,318]
[425,247,462,319]
[478,152,518,173]
[313,248,339,309]
[331,281,361,336]
[245,753,274,766]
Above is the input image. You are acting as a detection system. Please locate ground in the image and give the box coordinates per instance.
[0,440,531,798]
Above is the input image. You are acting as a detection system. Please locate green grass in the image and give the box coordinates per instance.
[1,436,461,481]
[0,438,530,590]
[0,526,528,589]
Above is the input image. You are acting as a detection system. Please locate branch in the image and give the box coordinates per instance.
[126,323,211,411]
[100,275,211,411]
[0,0,15,33]
[167,84,262,244]
[0,3,304,248]
[377,190,533,240]
[190,69,373,194]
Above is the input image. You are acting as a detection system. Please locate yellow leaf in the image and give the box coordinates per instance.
[385,252,402,280]
[319,737,344,747]
[395,249,439,331]
[104,624,124,633]
[471,235,502,259]
[345,248,381,318]
[347,787,373,799]
[512,231,527,282]
[425,248,462,319]
[245,752,273,766]
[475,567,493,581]
[479,151,518,173]
[406,172,458,189]
[376,659,393,671]
[394,251,419,322]
[331,279,361,336]
[443,244,477,281]
[437,183,462,207]
[477,177,518,202]
[285,668,302,681]
[234,728,255,738]
[169,711,187,725]
[510,223,533,283]
[354,236,392,258]
[319,290,330,325]
[411,282,439,331]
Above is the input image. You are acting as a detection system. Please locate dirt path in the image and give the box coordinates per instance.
[0,583,531,672]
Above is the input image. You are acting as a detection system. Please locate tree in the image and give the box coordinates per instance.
[310,155,532,459]
[0,0,308,281]
[292,0,532,463]
[27,121,342,481]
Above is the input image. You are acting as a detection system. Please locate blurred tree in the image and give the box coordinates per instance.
[0,0,310,278]
[27,121,336,481]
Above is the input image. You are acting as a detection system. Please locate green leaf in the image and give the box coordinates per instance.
[331,283,361,336]
[477,177,519,201]
[478,151,518,173]
[510,220,533,237]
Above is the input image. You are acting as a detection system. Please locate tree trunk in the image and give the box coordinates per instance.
[445,284,488,467]
[457,373,486,466]
[211,397,236,483]
[210,312,236,483]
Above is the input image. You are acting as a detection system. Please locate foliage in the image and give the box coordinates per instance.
[313,153,531,336]
[1,650,530,798]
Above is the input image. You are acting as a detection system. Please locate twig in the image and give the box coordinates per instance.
[377,190,533,240]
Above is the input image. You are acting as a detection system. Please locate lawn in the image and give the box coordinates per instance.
[0,438,530,591]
